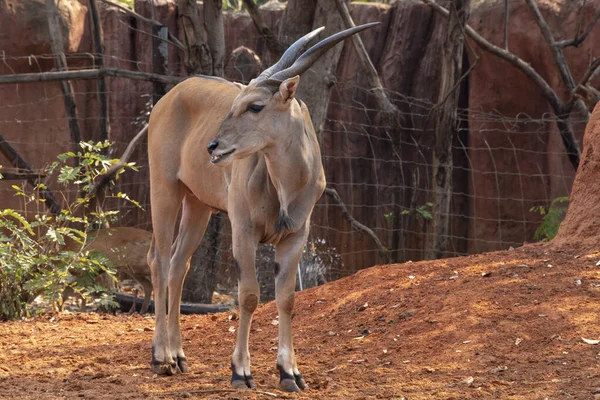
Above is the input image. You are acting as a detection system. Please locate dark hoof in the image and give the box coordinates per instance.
[151,344,177,376]
[295,374,308,390]
[151,361,177,376]
[279,378,301,392]
[231,363,257,389]
[277,364,307,392]
[177,356,189,373]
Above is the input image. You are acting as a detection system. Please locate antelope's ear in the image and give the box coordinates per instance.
[233,82,245,90]
[278,76,300,103]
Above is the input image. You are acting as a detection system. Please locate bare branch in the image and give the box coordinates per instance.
[574,84,600,112]
[0,171,47,180]
[580,57,600,87]
[89,125,148,199]
[99,0,185,51]
[524,0,576,91]
[565,56,600,111]
[0,68,183,85]
[325,188,390,263]
[557,9,600,48]
[524,0,589,117]
[0,134,61,214]
[421,0,562,112]
[568,57,600,111]
[241,0,287,57]
[333,0,401,118]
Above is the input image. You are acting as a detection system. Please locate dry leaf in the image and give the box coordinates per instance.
[582,337,600,345]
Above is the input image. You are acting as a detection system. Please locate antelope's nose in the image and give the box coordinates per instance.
[207,140,219,154]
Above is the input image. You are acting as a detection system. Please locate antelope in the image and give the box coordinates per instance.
[147,22,378,392]
[63,227,153,314]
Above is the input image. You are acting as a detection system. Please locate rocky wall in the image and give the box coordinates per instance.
[1,0,599,277]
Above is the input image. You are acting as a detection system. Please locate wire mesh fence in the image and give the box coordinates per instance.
[0,71,583,299]
[0,1,588,303]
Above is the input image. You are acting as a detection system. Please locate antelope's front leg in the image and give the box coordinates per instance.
[274,226,310,392]
[231,233,259,389]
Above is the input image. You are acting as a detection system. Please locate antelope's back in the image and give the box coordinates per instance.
[148,76,240,157]
[86,227,152,275]
[147,76,241,208]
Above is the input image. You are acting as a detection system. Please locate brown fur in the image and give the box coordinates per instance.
[147,75,325,388]
[63,227,153,313]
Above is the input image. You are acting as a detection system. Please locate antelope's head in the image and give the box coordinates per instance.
[207,22,378,166]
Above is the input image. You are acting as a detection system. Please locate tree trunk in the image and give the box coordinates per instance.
[152,25,169,105]
[204,0,225,77]
[177,0,212,75]
[87,0,111,141]
[0,135,62,214]
[278,0,317,44]
[428,0,470,260]
[294,0,345,142]
[555,114,581,170]
[242,0,287,59]
[45,0,82,150]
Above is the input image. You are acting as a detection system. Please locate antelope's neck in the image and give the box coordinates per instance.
[263,125,323,233]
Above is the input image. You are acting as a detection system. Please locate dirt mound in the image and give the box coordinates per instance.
[554,103,600,250]
[1,243,600,399]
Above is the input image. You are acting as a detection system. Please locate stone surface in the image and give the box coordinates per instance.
[554,102,600,249]
[1,0,599,277]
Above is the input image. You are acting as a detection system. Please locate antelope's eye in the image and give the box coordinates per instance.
[247,104,264,113]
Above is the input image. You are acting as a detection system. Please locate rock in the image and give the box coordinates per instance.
[554,102,600,249]
[225,46,263,84]
[0,0,87,57]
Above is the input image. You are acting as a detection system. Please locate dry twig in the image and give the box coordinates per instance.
[0,68,183,85]
[242,0,287,57]
[325,187,390,263]
[333,0,400,120]
[99,0,185,50]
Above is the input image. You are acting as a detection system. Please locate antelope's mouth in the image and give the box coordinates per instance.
[210,148,235,164]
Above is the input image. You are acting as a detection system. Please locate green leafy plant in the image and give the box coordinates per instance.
[116,0,134,8]
[400,202,434,221]
[530,196,569,242]
[0,141,140,320]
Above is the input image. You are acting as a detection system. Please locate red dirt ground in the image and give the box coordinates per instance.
[2,242,600,399]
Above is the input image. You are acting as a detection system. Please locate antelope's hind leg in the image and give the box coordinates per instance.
[148,180,182,376]
[274,225,310,392]
[168,195,212,373]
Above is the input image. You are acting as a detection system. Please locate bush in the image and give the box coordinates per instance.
[0,141,139,320]
[530,196,569,242]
